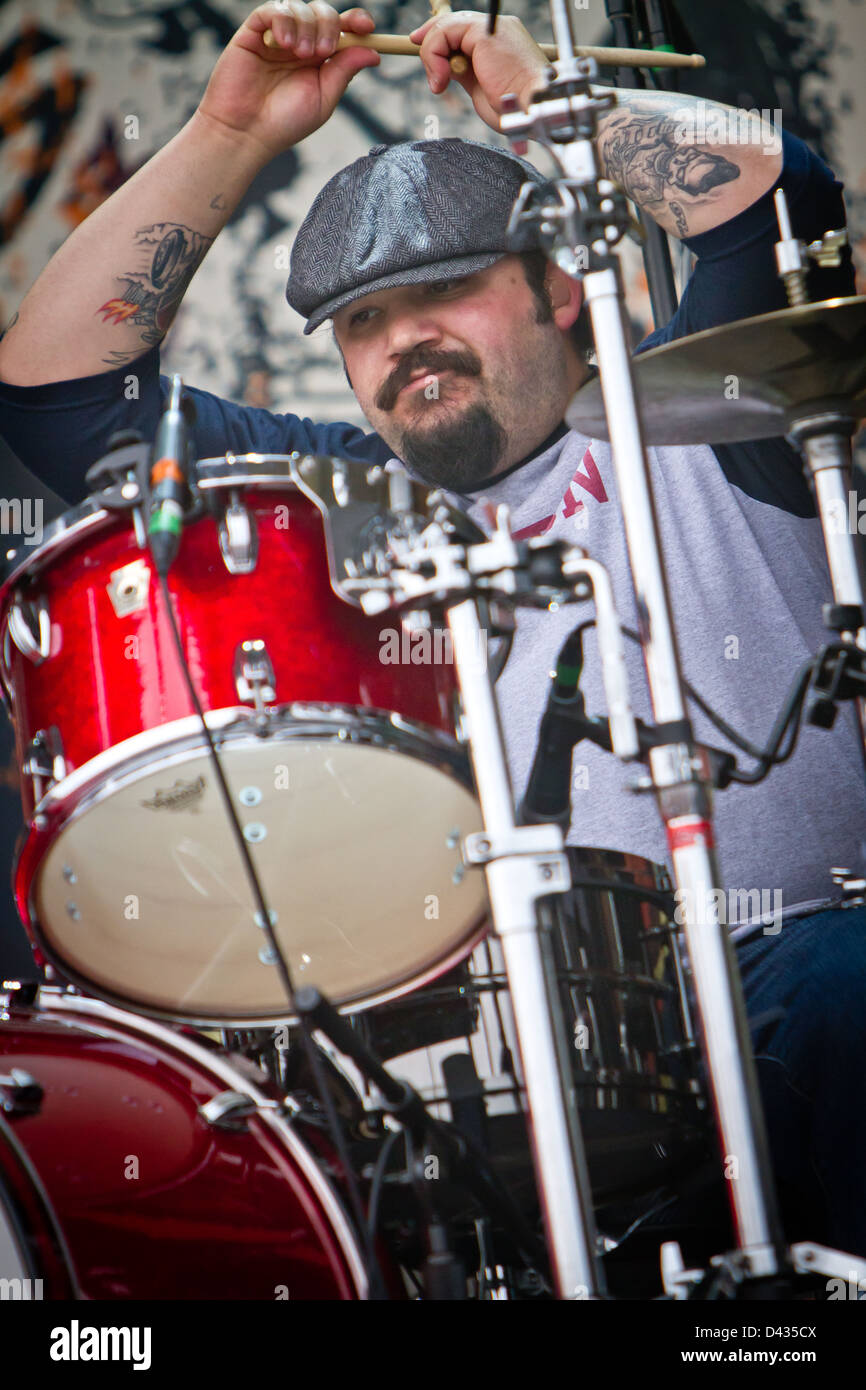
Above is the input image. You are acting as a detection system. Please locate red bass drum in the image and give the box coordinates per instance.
[0,987,379,1299]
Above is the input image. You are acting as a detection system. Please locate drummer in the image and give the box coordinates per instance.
[1,4,864,1268]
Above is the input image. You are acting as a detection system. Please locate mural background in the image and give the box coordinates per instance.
[0,0,864,973]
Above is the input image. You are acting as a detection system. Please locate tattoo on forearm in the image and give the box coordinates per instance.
[210,192,228,211]
[97,222,213,362]
[596,102,740,236]
[669,200,689,237]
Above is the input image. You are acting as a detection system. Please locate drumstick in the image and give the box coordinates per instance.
[429,0,470,76]
[261,28,706,70]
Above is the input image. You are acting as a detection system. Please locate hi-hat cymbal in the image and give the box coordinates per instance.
[567,297,866,446]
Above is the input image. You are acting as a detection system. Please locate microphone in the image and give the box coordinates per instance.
[148,374,193,575]
[519,626,612,829]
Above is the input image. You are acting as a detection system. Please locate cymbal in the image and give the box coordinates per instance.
[566,297,866,446]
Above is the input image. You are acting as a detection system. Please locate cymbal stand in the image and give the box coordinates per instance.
[774,189,866,761]
[498,0,787,1283]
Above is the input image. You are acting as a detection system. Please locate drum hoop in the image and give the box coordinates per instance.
[12,987,370,1298]
[27,703,475,819]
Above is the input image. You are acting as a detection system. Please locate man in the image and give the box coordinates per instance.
[0,4,864,1273]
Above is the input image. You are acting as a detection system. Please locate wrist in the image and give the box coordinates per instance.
[188,105,279,174]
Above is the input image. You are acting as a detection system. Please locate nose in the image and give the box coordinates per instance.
[383,303,444,361]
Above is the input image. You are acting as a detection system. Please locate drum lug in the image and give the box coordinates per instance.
[234,640,276,710]
[23,725,67,802]
[198,1089,282,1130]
[8,594,51,663]
[107,558,150,617]
[219,500,258,574]
[0,1067,44,1118]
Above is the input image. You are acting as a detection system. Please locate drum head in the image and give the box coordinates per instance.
[31,721,486,1023]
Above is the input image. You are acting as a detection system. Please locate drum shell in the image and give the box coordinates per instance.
[0,483,458,824]
[0,473,487,1022]
[0,990,375,1299]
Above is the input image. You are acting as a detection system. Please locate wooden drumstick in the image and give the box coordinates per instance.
[429,0,470,76]
[261,28,706,70]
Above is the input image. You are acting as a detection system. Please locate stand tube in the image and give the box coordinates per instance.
[447,598,605,1299]
[583,264,785,1273]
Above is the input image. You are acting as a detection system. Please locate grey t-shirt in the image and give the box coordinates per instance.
[433,428,866,933]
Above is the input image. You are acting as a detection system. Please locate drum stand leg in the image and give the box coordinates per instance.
[500,4,788,1284]
[447,599,606,1299]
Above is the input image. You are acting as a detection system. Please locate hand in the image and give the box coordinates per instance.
[408,11,548,132]
[197,2,380,159]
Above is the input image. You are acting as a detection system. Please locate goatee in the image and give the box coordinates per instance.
[399,403,508,492]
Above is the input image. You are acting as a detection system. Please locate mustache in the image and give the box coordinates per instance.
[375,348,482,412]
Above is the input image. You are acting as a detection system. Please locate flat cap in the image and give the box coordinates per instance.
[285,137,546,334]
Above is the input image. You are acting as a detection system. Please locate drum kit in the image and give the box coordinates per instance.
[2,0,866,1301]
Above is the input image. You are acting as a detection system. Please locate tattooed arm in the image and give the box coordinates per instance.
[0,3,379,386]
[408,15,784,242]
[591,90,782,240]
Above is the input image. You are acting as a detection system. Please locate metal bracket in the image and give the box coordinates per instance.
[198,1089,291,1130]
[8,595,51,663]
[23,725,66,803]
[233,640,276,710]
[218,498,259,574]
[0,1067,43,1117]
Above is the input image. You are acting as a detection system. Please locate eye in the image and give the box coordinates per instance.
[348,306,376,328]
[427,278,466,295]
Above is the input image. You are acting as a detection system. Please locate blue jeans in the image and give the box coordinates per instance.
[734,903,866,1260]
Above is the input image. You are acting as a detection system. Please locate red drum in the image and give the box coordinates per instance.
[0,455,486,1024]
[0,987,377,1299]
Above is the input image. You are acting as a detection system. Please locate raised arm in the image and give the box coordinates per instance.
[408,13,783,239]
[0,2,380,387]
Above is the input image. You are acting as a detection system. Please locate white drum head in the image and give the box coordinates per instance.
[33,725,486,1022]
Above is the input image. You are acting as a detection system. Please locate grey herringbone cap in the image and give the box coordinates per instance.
[286,138,546,334]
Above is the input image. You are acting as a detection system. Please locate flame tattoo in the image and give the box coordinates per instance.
[98,298,140,324]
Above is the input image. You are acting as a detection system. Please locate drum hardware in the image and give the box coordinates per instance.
[218,494,259,574]
[7,594,51,663]
[318,505,640,1293]
[830,866,866,908]
[773,188,849,307]
[197,1088,298,1130]
[292,985,550,1280]
[106,558,150,617]
[233,639,277,710]
[497,2,787,1291]
[22,727,66,803]
[0,1068,43,1117]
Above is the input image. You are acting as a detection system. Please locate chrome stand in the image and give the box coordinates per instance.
[500,0,785,1277]
[447,598,603,1299]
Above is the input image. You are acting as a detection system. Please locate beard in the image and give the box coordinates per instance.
[397,400,508,492]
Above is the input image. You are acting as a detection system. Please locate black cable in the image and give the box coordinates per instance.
[156,570,388,1300]
[620,624,814,783]
[366,1126,403,1250]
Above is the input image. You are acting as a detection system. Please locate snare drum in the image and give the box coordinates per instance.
[358,849,709,1204]
[0,455,486,1024]
[0,986,381,1299]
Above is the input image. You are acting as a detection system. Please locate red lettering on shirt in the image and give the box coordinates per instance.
[512,514,556,540]
[570,448,608,504]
